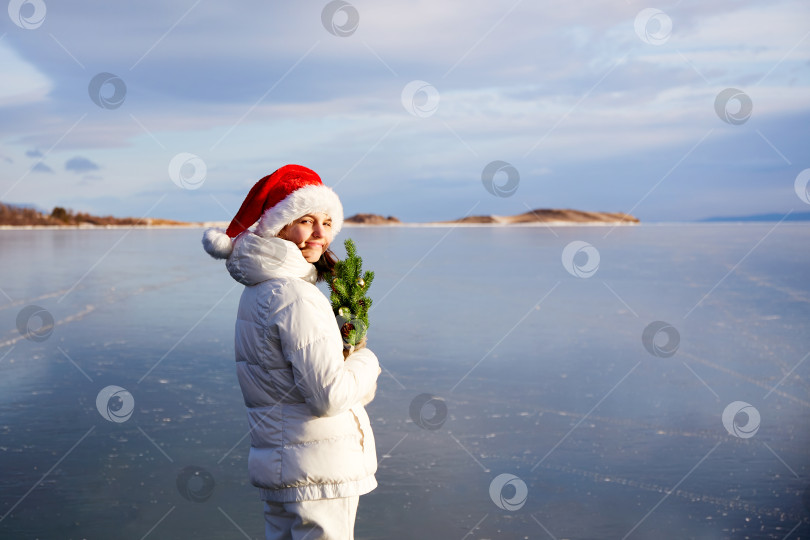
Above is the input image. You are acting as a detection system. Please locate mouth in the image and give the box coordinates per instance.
[305,242,324,248]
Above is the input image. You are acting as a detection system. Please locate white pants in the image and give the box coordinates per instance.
[264,496,359,540]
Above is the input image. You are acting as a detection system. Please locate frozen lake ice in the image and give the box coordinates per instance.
[0,224,808,539]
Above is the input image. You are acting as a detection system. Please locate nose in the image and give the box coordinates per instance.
[312,221,325,238]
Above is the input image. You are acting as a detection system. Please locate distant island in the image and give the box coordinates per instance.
[345,209,639,226]
[0,201,638,228]
[437,208,638,225]
[0,202,188,228]
[345,213,402,225]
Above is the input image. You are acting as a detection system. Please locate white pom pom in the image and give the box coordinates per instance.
[202,228,233,259]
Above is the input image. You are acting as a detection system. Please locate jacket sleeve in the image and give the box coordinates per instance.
[277,292,380,417]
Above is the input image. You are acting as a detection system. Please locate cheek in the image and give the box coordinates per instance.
[289,226,307,244]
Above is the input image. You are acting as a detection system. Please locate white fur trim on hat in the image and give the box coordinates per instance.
[255,184,344,240]
[202,227,234,259]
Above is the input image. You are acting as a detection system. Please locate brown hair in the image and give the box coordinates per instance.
[314,248,337,282]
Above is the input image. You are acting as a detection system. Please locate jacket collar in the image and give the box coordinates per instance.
[226,232,318,286]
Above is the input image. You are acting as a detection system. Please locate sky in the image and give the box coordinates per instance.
[1,0,809,223]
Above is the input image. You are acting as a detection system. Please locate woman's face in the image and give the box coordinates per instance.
[277,212,332,262]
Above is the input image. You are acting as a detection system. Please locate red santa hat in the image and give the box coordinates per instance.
[202,164,343,259]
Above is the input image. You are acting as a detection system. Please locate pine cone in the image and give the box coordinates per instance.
[340,322,355,339]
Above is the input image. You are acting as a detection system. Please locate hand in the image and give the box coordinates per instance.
[342,336,368,360]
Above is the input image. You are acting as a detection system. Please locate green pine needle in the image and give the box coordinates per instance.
[329,238,374,342]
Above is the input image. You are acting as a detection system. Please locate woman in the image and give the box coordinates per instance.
[202,164,381,540]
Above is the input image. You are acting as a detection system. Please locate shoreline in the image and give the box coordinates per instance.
[0,221,642,230]
[3,221,805,230]
[0,224,210,230]
[343,220,640,227]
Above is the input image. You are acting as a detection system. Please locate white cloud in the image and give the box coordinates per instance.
[0,43,52,106]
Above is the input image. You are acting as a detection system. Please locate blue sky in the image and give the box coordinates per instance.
[1,0,809,222]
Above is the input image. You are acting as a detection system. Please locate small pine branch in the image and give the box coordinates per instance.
[331,278,349,300]
[329,238,374,344]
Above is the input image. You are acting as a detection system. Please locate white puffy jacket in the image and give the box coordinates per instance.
[225,231,380,502]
